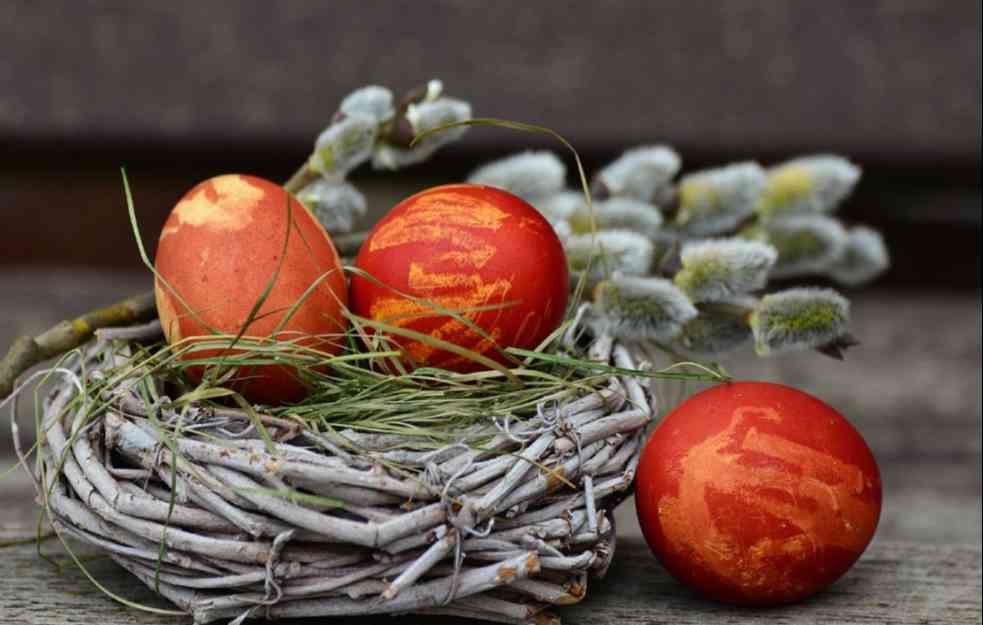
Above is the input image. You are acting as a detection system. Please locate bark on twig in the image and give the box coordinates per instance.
[32,329,657,622]
[0,290,156,399]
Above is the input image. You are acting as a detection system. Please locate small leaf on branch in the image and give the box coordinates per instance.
[743,214,849,278]
[593,145,681,202]
[749,287,850,356]
[675,162,766,235]
[468,151,567,200]
[756,155,860,218]
[564,230,654,281]
[590,276,697,341]
[674,238,777,302]
[829,225,891,286]
[570,197,663,237]
[296,180,368,234]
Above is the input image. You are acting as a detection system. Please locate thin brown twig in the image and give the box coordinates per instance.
[0,290,156,400]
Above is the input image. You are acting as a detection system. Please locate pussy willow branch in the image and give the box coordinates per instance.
[283,166,321,196]
[0,290,156,400]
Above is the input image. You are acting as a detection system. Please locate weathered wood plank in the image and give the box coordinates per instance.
[558,538,982,625]
[0,532,978,625]
[2,3,979,164]
[1,534,186,625]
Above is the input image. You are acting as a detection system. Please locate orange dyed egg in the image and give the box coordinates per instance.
[154,174,348,405]
[636,381,881,606]
[350,183,568,371]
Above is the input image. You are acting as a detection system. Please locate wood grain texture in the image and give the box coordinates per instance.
[0,529,978,625]
[1,2,979,164]
[558,538,982,625]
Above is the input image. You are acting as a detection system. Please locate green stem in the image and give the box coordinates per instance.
[283,164,319,194]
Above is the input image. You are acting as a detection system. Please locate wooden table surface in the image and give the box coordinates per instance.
[0,269,980,623]
[0,526,978,625]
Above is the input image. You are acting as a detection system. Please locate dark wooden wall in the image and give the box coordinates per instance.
[1,1,980,286]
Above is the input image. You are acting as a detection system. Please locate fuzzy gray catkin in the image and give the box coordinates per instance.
[530,191,587,231]
[675,162,766,235]
[309,113,378,179]
[749,288,850,355]
[338,85,396,124]
[568,197,663,238]
[590,276,697,341]
[677,304,753,355]
[466,144,886,357]
[744,214,849,279]
[594,145,681,202]
[564,230,655,281]
[829,226,890,286]
[673,239,777,303]
[468,151,567,200]
[756,155,861,218]
[373,97,472,170]
[296,180,368,234]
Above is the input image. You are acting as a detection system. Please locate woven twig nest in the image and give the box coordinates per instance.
[37,325,656,625]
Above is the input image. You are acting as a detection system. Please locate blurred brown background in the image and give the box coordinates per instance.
[0,2,980,545]
[1,1,980,286]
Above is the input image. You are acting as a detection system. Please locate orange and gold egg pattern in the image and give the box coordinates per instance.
[351,183,569,372]
[635,381,882,606]
[154,174,348,405]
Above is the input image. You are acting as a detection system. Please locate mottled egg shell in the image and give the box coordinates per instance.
[635,381,881,606]
[154,174,348,404]
[350,183,568,371]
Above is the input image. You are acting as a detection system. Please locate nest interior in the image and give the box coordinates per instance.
[36,326,657,625]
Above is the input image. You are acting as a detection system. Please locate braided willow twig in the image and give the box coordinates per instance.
[34,327,656,624]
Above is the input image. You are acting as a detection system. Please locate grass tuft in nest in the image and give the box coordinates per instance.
[84,312,728,454]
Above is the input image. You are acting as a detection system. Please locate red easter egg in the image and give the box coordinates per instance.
[154,174,348,404]
[635,381,881,606]
[350,183,568,371]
